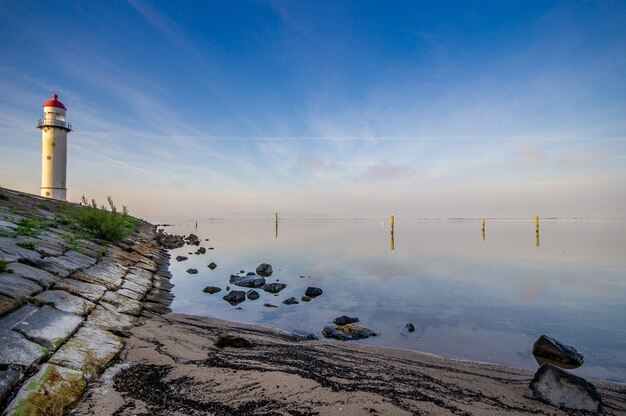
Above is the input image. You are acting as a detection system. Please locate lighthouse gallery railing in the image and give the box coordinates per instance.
[37,119,72,131]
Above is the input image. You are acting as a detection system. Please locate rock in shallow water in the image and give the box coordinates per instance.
[406,323,415,333]
[229,273,265,288]
[175,256,188,262]
[208,262,217,270]
[532,335,584,368]
[262,282,286,294]
[186,268,198,274]
[256,263,273,277]
[202,286,221,294]
[282,297,299,305]
[333,315,360,326]
[223,290,245,305]
[524,364,602,413]
[305,287,323,298]
[322,324,377,341]
[246,290,260,300]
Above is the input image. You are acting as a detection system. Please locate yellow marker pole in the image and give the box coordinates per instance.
[275,212,278,239]
[390,214,395,234]
[390,232,395,252]
[535,216,540,248]
[482,218,485,241]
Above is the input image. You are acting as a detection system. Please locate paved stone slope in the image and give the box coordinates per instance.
[0,188,173,415]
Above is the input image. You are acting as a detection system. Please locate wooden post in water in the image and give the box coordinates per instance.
[390,231,395,252]
[535,215,540,248]
[482,218,485,241]
[390,214,395,234]
[275,212,278,239]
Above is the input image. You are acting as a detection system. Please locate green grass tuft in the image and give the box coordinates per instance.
[0,257,9,273]
[0,193,8,201]
[16,241,36,250]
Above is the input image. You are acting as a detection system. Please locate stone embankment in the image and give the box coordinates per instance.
[0,188,173,415]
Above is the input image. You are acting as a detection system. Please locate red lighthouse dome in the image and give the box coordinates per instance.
[43,93,67,110]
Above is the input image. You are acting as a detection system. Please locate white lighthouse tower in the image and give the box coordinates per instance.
[37,93,72,200]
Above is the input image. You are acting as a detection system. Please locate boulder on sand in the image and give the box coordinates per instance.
[322,324,377,341]
[524,364,602,413]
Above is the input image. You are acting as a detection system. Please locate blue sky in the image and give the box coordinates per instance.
[0,0,625,219]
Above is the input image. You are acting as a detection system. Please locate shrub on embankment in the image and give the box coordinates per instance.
[67,196,142,242]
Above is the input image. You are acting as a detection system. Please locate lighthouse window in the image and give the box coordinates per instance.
[46,192,50,197]
[52,142,56,147]
[47,155,51,160]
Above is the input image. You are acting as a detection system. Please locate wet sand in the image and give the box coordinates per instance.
[73,313,626,416]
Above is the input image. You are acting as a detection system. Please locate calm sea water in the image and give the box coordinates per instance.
[162,218,626,382]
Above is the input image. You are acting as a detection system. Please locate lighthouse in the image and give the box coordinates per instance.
[37,93,72,200]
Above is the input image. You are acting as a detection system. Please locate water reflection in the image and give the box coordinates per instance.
[162,218,626,382]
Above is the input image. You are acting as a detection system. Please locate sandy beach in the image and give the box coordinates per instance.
[73,313,626,416]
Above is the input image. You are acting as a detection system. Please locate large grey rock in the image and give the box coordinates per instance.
[52,278,106,303]
[0,304,38,329]
[532,335,584,368]
[35,290,95,317]
[72,261,125,290]
[524,364,602,413]
[256,263,273,277]
[100,291,143,316]
[13,305,84,350]
[0,365,22,402]
[49,325,124,381]
[9,262,57,288]
[229,273,266,288]
[262,282,287,294]
[0,273,42,298]
[0,328,48,367]
[86,306,137,332]
[3,363,86,416]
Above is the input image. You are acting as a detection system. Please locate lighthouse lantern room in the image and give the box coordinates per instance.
[37,93,72,201]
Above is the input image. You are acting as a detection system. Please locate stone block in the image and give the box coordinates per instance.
[0,328,48,367]
[86,306,137,332]
[49,325,124,381]
[0,304,38,329]
[52,277,106,302]
[0,365,22,403]
[35,290,95,317]
[0,273,42,298]
[73,261,125,290]
[3,363,85,416]
[100,291,143,316]
[64,250,98,268]
[9,262,57,288]
[13,305,83,350]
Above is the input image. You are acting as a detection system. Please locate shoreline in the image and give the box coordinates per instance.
[73,312,626,415]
